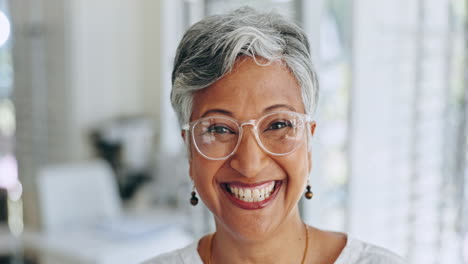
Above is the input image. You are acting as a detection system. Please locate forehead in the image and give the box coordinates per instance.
[192,57,304,120]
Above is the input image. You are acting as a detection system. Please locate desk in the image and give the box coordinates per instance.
[23,210,193,264]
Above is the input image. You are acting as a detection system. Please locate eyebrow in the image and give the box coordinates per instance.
[201,109,233,118]
[200,104,296,118]
[263,104,296,113]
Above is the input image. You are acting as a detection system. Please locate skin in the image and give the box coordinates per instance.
[185,57,346,264]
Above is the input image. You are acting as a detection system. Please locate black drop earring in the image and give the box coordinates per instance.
[304,180,313,200]
[190,189,199,206]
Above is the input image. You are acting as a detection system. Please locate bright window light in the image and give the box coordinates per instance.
[0,154,18,190]
[0,10,11,47]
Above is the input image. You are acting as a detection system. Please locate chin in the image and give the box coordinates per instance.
[213,188,299,242]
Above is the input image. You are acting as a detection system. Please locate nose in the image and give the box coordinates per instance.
[229,125,269,178]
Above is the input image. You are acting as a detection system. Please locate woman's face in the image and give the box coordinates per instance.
[189,57,314,241]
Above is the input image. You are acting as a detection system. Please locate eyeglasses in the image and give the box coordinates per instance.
[182,111,314,160]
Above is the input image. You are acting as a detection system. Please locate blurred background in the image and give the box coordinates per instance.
[0,0,466,263]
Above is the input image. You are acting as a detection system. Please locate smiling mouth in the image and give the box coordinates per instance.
[221,180,282,210]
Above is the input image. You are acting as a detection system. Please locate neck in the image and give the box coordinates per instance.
[210,208,307,264]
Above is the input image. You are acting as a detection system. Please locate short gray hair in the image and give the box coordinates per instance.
[171,7,319,128]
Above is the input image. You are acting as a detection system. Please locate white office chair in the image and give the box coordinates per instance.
[37,160,122,233]
[26,159,193,264]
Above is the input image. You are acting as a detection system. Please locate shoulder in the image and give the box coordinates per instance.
[141,241,203,264]
[335,237,406,264]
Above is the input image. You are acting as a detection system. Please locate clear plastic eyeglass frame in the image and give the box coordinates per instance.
[182,110,315,160]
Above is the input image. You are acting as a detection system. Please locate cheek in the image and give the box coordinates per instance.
[278,147,310,189]
[191,156,214,185]
[189,144,205,181]
[189,156,223,206]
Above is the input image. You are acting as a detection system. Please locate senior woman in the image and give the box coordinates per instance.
[145,7,405,264]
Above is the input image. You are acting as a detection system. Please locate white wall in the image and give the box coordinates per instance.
[69,0,162,159]
[12,0,163,227]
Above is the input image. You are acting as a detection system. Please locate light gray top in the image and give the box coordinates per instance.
[142,236,406,264]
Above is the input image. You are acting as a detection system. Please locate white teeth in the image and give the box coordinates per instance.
[227,182,277,203]
[253,189,260,202]
[245,189,252,200]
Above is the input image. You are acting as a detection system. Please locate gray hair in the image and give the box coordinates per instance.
[171,7,319,128]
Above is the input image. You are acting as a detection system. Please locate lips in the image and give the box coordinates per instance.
[221,180,282,210]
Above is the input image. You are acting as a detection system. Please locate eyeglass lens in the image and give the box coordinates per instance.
[192,112,305,159]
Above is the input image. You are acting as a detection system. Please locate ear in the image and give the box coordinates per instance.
[310,121,316,136]
[189,162,194,182]
[181,130,186,142]
[182,130,195,181]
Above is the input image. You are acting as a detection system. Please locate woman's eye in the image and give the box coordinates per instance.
[267,120,292,130]
[207,125,233,134]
